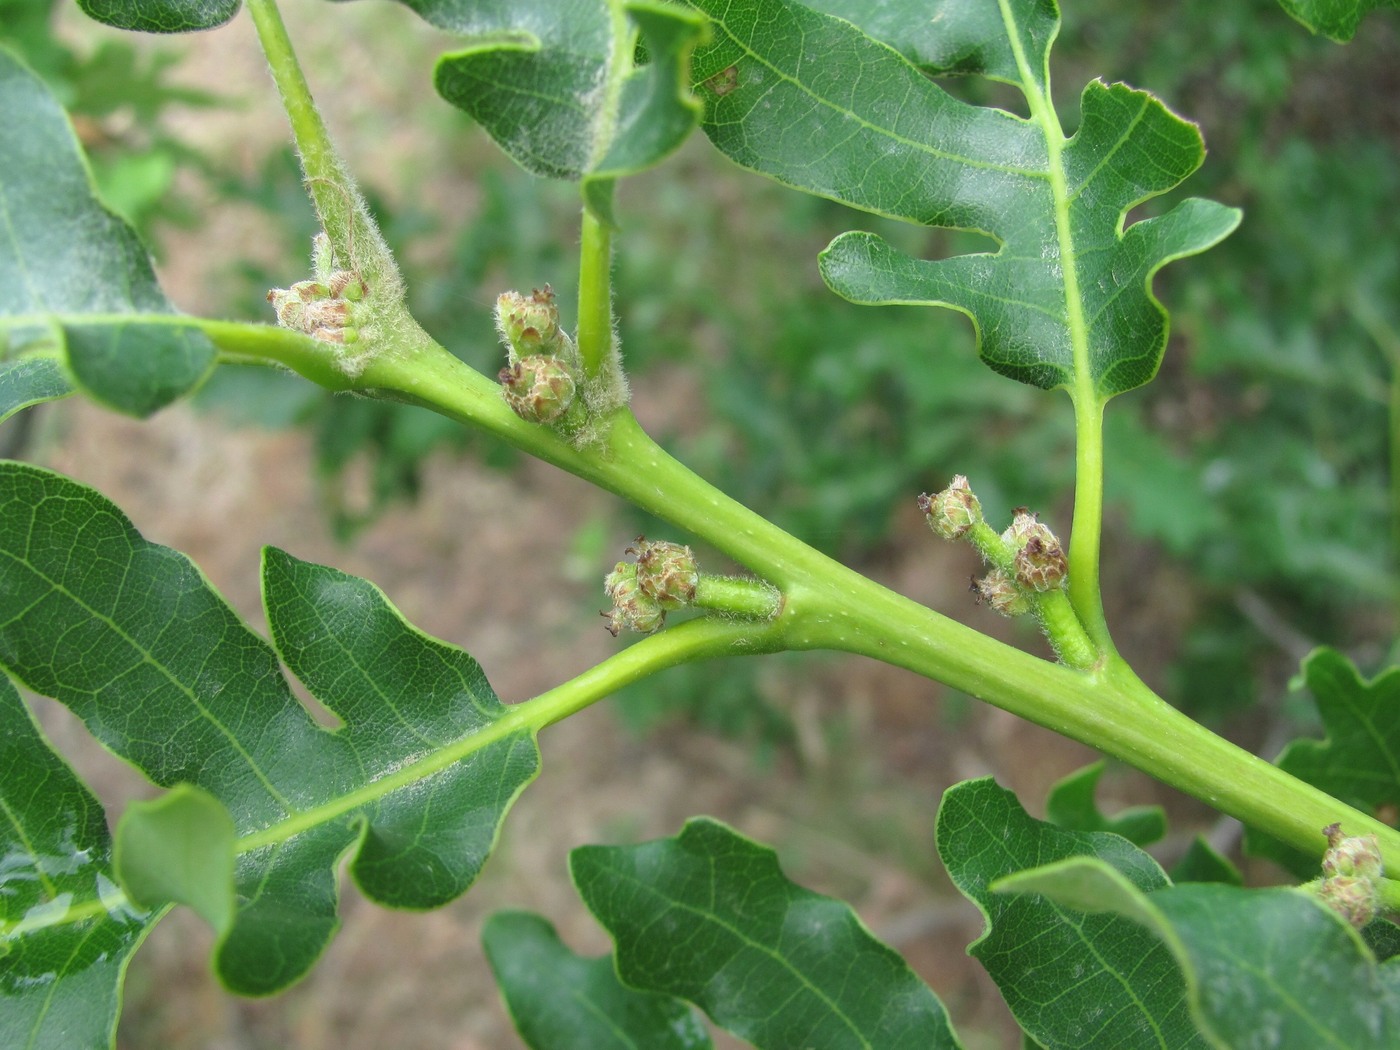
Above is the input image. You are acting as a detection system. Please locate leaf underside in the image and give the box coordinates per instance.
[0,48,214,417]
[683,0,1240,400]
[396,0,706,225]
[571,816,965,1050]
[0,463,538,1026]
[77,0,242,33]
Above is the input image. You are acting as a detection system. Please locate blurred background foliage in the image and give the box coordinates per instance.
[5,0,1398,751]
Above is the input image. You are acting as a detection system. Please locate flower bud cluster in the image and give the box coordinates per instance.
[1313,823,1384,928]
[602,538,701,635]
[495,286,584,426]
[267,269,367,345]
[920,478,1068,619]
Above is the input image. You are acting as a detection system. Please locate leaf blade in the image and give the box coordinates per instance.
[935,777,1208,1049]
[572,817,964,1050]
[0,463,540,1000]
[0,674,155,1050]
[0,48,215,415]
[484,911,714,1050]
[687,0,1240,399]
[998,858,1400,1049]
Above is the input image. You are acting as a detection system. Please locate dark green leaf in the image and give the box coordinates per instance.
[0,463,539,998]
[1045,761,1166,845]
[998,858,1400,1049]
[802,0,1058,81]
[77,0,241,33]
[1248,649,1400,878]
[0,673,154,1050]
[0,357,72,424]
[685,0,1239,398]
[1167,838,1243,887]
[0,48,215,415]
[1363,917,1400,963]
[1275,0,1398,41]
[936,778,1207,1049]
[572,817,963,1049]
[419,0,706,224]
[483,911,713,1050]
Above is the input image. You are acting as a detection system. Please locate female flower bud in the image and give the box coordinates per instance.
[1321,824,1383,881]
[1000,509,1067,591]
[630,538,699,609]
[918,475,982,539]
[499,355,577,424]
[1312,824,1385,927]
[602,561,666,635]
[973,568,1030,617]
[1014,533,1067,591]
[496,285,567,358]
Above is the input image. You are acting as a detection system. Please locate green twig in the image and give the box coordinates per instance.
[577,209,615,380]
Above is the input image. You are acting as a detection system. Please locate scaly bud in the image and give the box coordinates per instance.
[496,285,567,358]
[499,355,577,424]
[998,508,1067,591]
[919,475,983,540]
[1014,532,1067,591]
[602,561,666,635]
[1321,824,1383,881]
[1312,823,1385,928]
[629,537,699,609]
[973,568,1030,617]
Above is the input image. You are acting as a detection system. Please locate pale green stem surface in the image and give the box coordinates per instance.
[577,210,614,379]
[1001,0,1112,654]
[693,575,782,619]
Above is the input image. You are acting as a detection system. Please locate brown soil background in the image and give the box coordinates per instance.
[25,6,1223,1048]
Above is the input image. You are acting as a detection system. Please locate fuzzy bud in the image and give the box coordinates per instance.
[1313,824,1385,928]
[499,355,577,424]
[1316,874,1380,928]
[919,475,982,540]
[973,568,1030,617]
[496,286,567,358]
[602,561,666,635]
[629,538,699,609]
[1321,824,1383,881]
[1014,532,1067,591]
[999,509,1067,591]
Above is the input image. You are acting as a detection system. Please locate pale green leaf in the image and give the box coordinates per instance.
[0,48,215,415]
[684,0,1240,399]
[572,817,964,1049]
[0,357,72,424]
[936,778,1207,1049]
[114,784,236,935]
[483,911,714,1050]
[0,463,539,1002]
[997,857,1400,1049]
[1276,0,1399,40]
